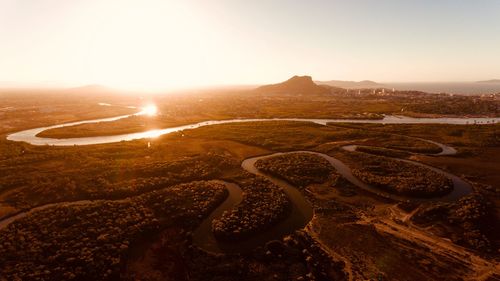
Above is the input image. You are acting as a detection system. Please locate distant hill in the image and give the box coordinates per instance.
[256,75,331,95]
[316,80,382,88]
[476,79,500,83]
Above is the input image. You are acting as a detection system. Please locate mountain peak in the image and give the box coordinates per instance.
[286,75,314,83]
[256,75,330,95]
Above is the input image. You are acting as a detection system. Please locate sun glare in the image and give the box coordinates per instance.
[140,104,158,116]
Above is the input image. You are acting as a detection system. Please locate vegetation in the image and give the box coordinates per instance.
[185,121,372,151]
[0,90,136,135]
[342,152,453,197]
[354,146,412,158]
[326,124,443,153]
[186,231,347,281]
[37,114,202,138]
[413,193,496,253]
[337,123,500,148]
[3,82,497,141]
[0,181,227,280]
[404,94,498,116]
[374,135,442,154]
[1,149,235,209]
[255,153,335,188]
[1,89,499,280]
[212,177,290,240]
[131,230,347,281]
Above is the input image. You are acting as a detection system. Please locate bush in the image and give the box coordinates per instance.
[255,153,335,188]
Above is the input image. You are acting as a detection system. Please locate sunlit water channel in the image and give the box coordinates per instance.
[6,107,500,146]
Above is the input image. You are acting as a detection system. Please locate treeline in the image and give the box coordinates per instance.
[2,148,236,209]
[345,152,453,197]
[212,177,290,240]
[255,153,335,188]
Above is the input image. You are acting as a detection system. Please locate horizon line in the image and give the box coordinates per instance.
[1,78,500,92]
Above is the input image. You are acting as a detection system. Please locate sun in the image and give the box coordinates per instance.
[140,104,158,116]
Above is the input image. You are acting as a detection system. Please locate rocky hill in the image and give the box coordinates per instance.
[256,76,332,95]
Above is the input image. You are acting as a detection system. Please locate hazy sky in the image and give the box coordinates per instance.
[1,0,499,90]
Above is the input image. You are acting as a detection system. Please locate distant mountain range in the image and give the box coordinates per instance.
[476,79,500,83]
[255,75,331,95]
[315,80,383,88]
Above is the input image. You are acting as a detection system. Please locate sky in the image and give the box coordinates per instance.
[1,0,499,90]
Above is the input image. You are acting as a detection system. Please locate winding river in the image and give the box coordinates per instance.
[2,107,492,253]
[192,144,473,253]
[6,110,500,146]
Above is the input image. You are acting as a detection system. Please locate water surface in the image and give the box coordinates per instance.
[7,114,500,146]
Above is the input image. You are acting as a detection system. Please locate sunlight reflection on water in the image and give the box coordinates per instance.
[6,108,500,146]
[138,104,158,116]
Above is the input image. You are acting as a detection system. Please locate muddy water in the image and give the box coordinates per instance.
[192,156,315,253]
[191,182,243,252]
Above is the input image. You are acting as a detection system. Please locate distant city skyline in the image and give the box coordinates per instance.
[1,0,499,90]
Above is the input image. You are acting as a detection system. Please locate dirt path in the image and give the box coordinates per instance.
[354,212,499,280]
[305,219,357,281]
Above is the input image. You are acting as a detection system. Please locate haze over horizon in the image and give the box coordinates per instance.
[1,0,500,90]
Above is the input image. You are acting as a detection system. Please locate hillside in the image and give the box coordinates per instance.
[256,75,332,95]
